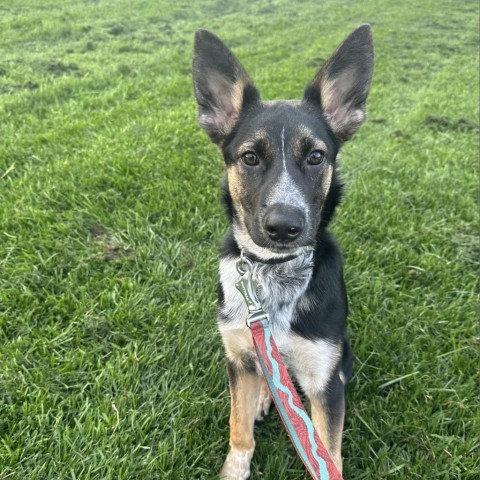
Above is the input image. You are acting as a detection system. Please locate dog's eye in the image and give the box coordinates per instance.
[241,151,259,166]
[307,150,326,165]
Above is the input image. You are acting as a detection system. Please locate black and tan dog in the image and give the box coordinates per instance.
[193,25,373,479]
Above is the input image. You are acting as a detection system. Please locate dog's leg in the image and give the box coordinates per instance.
[309,375,345,474]
[220,360,261,480]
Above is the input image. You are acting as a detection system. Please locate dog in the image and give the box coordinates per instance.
[193,25,373,479]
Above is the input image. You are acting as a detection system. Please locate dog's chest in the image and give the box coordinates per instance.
[218,254,313,339]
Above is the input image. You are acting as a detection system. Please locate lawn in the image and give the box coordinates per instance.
[0,0,478,479]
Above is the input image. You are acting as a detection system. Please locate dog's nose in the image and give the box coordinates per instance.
[263,205,305,243]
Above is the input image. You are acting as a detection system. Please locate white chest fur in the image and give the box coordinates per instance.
[217,253,343,394]
[218,253,313,344]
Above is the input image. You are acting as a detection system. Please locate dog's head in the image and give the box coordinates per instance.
[193,26,373,258]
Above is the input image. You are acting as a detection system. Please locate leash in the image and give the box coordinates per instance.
[235,254,343,480]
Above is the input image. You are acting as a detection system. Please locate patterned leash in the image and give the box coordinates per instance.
[236,254,343,480]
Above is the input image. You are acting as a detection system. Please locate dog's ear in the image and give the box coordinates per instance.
[193,29,259,144]
[303,24,374,142]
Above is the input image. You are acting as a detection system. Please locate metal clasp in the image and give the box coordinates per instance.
[235,252,269,327]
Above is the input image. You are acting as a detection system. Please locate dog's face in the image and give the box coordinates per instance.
[193,27,373,257]
[221,101,339,254]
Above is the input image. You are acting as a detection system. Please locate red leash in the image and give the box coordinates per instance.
[236,255,343,480]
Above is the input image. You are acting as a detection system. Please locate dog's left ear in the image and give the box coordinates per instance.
[304,24,374,142]
[193,29,259,145]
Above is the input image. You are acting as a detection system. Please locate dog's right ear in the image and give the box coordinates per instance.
[193,29,259,144]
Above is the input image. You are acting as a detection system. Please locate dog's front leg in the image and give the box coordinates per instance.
[220,359,261,480]
[309,375,345,475]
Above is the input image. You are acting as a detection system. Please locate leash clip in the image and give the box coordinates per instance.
[235,253,269,327]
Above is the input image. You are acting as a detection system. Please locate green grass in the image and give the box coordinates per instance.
[0,0,478,478]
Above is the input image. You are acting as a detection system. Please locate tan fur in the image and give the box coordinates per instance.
[319,69,366,139]
[220,327,254,368]
[320,69,356,110]
[208,73,248,129]
[311,395,345,474]
[294,126,329,156]
[236,129,270,153]
[229,373,260,450]
[198,69,252,144]
[227,166,244,208]
[320,163,334,202]
[221,370,261,479]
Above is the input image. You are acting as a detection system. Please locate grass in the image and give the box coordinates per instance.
[0,0,478,478]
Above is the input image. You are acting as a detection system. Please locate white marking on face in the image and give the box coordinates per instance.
[265,127,309,219]
[281,125,286,170]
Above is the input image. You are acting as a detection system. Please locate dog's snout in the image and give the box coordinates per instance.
[263,205,305,243]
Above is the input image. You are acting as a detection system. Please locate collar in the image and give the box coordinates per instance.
[241,249,300,265]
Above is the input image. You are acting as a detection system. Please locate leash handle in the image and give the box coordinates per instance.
[250,319,343,480]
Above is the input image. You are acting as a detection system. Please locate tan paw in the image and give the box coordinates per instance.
[220,447,254,480]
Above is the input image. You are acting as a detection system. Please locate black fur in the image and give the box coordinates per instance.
[291,230,348,342]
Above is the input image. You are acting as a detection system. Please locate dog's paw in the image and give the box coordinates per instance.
[220,447,254,480]
[255,383,272,421]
